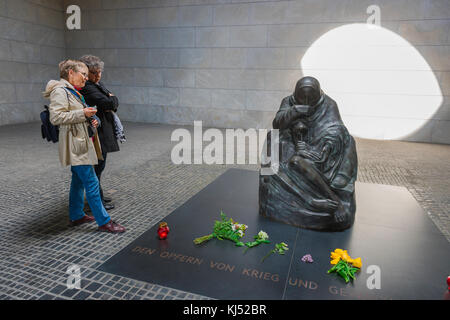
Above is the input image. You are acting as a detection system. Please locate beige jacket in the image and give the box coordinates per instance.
[43,78,103,166]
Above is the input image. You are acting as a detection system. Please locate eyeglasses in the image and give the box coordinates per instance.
[77,70,88,78]
[90,70,102,76]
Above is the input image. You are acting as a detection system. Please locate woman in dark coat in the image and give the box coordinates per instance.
[79,55,119,210]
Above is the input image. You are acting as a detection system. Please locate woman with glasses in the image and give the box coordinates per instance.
[43,59,125,233]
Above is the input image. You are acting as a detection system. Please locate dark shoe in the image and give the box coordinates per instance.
[98,220,126,233]
[71,215,95,226]
[103,196,112,203]
[103,203,115,210]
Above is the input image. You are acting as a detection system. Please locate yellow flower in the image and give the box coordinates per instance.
[330,248,359,264]
[341,250,352,262]
[330,249,344,265]
[330,258,340,265]
[352,257,362,268]
[330,252,340,260]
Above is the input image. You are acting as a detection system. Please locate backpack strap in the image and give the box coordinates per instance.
[63,87,89,108]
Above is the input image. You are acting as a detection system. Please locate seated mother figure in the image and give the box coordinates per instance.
[259,76,358,231]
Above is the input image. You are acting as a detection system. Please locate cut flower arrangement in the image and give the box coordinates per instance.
[193,211,248,247]
[243,230,271,253]
[193,211,284,262]
[327,248,362,283]
[261,242,289,262]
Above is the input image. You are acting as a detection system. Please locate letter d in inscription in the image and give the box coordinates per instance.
[66,264,81,289]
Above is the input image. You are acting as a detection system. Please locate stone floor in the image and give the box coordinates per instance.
[0,121,448,300]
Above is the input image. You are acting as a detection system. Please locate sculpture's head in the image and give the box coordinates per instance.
[294,76,322,106]
[291,120,308,142]
[292,120,307,134]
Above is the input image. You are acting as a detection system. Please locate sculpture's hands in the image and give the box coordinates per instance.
[297,150,321,161]
[296,142,321,161]
[315,143,332,164]
[296,141,307,150]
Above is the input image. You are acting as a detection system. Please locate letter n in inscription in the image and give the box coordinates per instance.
[298,279,308,288]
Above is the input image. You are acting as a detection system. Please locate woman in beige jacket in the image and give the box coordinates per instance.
[43,59,125,233]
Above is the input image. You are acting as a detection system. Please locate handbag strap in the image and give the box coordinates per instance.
[63,87,89,108]
[61,87,88,137]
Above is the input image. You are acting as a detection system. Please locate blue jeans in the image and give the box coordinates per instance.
[69,165,111,227]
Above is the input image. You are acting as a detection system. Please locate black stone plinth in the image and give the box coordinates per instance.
[98,169,450,300]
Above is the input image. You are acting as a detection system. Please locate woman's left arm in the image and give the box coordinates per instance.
[82,84,118,112]
[316,143,332,163]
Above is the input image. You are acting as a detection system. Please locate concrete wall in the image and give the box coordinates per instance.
[64,0,450,144]
[0,0,65,126]
[2,0,448,144]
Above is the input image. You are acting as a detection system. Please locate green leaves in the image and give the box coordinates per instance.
[244,239,270,248]
[193,234,214,245]
[243,230,271,253]
[274,242,289,254]
[194,214,286,263]
[261,242,289,262]
[194,211,248,246]
[327,260,360,283]
[219,210,228,222]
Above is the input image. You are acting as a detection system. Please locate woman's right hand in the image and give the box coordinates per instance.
[83,107,97,118]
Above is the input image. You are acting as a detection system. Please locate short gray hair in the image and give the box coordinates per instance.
[59,59,87,80]
[79,54,104,73]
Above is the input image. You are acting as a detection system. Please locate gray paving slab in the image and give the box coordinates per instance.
[0,121,448,300]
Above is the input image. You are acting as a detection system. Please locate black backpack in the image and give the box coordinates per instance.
[40,105,59,143]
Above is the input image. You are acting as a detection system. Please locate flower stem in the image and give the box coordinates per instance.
[193,234,213,245]
[261,250,274,262]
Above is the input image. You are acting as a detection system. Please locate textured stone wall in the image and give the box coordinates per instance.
[63,0,449,144]
[3,0,448,144]
[0,0,65,126]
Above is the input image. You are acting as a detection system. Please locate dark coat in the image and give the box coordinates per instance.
[80,80,120,153]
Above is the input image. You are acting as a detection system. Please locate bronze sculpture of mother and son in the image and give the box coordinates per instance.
[259,76,358,231]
